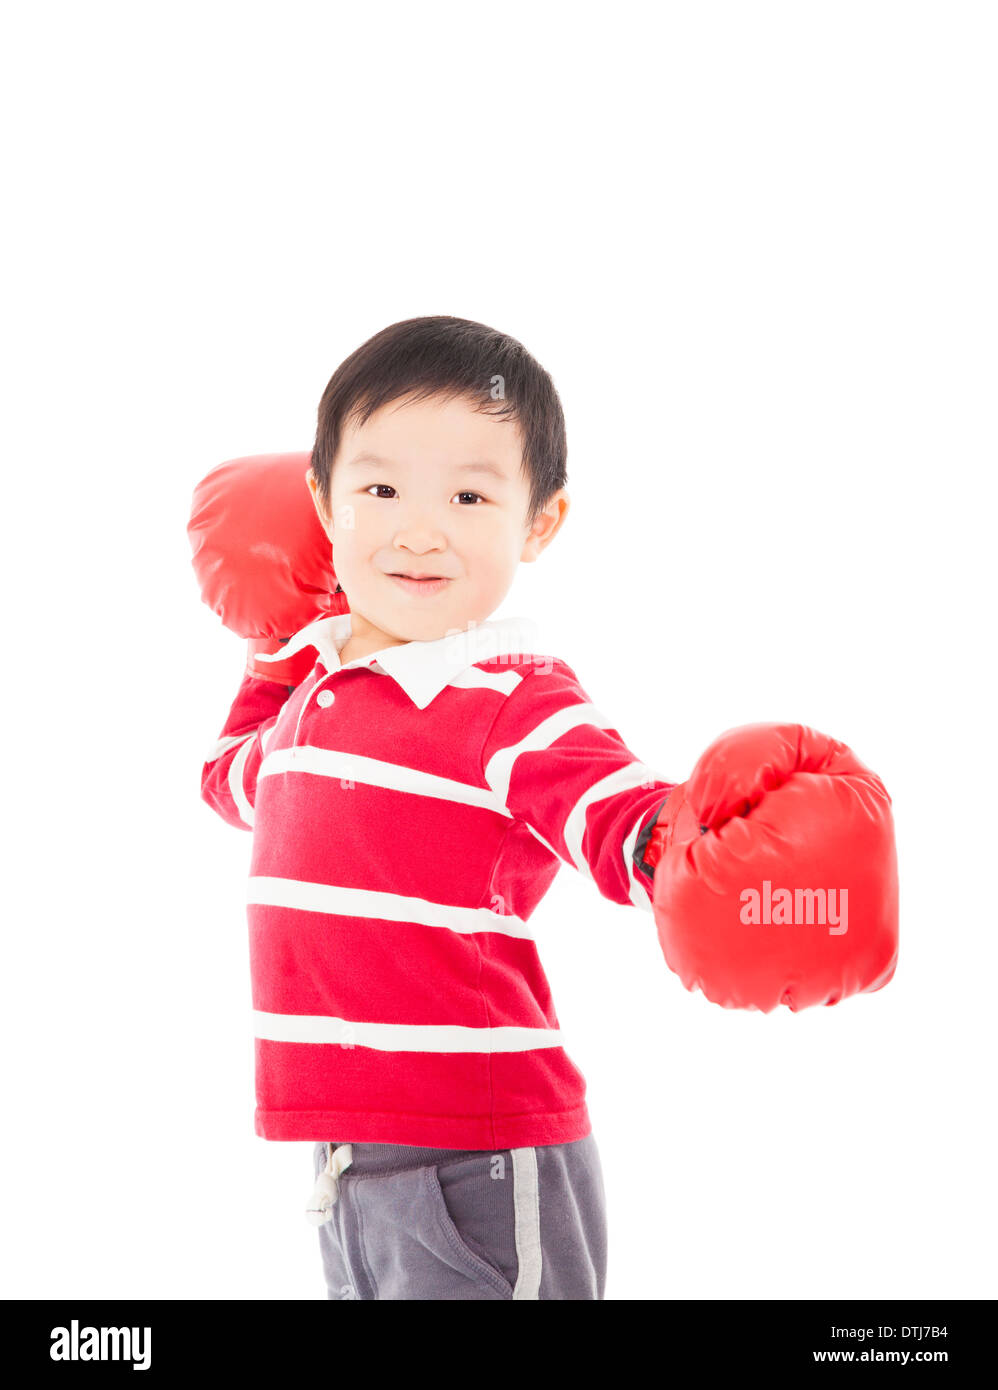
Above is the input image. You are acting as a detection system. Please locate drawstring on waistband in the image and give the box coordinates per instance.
[305,1143,354,1226]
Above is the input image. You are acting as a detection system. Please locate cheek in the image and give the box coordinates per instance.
[470,529,521,580]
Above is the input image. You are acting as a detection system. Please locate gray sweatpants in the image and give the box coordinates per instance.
[310,1132,607,1300]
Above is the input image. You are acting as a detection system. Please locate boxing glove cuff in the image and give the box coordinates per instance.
[633,783,702,884]
[245,636,317,688]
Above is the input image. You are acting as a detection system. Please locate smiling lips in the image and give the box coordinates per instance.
[388,572,453,595]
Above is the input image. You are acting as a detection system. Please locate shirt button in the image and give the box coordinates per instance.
[316,690,335,708]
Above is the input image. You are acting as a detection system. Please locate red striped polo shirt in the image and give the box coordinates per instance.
[201,611,675,1149]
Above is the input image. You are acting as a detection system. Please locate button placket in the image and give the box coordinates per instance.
[291,668,336,756]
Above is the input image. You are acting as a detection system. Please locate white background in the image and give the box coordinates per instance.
[2,1,994,1301]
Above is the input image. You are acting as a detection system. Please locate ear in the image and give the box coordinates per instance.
[305,469,332,532]
[520,490,570,563]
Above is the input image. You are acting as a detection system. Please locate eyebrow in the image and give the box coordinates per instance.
[346,452,509,482]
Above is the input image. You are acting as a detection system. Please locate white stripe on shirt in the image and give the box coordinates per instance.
[247,877,534,939]
[482,702,618,807]
[562,759,667,875]
[205,729,255,762]
[228,736,257,828]
[252,1010,563,1052]
[259,744,514,816]
[449,666,524,696]
[622,803,657,912]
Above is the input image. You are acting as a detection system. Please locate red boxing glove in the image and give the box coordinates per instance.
[187,451,349,685]
[638,723,899,1012]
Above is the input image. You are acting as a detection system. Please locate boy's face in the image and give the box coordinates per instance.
[306,392,569,649]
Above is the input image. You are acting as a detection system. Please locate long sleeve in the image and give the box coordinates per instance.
[200,673,293,831]
[479,660,676,912]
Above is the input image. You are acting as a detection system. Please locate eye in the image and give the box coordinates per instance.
[364,485,486,505]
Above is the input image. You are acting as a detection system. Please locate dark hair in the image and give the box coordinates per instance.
[310,316,567,529]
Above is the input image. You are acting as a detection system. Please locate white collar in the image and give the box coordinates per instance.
[260,610,546,710]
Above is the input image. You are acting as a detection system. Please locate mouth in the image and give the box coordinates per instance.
[387,572,453,595]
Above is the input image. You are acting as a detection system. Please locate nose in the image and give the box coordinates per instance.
[392,514,448,557]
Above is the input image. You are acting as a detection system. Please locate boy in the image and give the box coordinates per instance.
[198,316,677,1299]
[195,316,898,1300]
